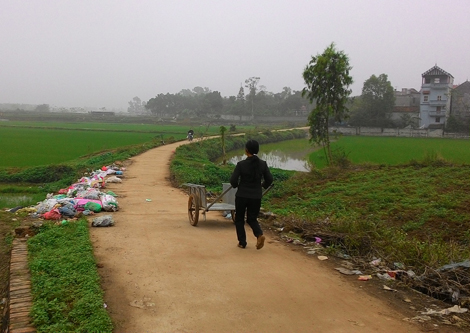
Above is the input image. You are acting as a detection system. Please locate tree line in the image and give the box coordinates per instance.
[130,75,401,129]
[128,81,312,119]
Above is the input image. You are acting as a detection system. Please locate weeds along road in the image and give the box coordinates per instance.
[89,139,420,333]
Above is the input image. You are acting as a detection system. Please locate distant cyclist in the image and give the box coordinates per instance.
[187,129,194,142]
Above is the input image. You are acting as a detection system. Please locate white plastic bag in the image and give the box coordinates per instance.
[106,176,122,183]
[91,215,115,227]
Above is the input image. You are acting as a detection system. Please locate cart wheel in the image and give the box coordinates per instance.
[230,210,236,223]
[188,194,200,226]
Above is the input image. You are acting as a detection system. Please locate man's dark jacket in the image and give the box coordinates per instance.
[230,156,273,199]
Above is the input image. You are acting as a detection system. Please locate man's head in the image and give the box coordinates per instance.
[245,139,259,155]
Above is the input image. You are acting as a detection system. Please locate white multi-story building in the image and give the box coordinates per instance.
[419,65,454,128]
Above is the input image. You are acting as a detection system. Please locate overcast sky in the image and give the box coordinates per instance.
[1,0,469,110]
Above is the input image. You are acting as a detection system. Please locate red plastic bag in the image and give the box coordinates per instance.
[43,208,61,220]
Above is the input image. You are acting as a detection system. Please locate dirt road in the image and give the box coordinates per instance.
[90,141,421,333]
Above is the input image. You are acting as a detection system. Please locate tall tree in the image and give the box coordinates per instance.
[127,96,147,114]
[302,43,353,166]
[236,86,245,101]
[219,125,227,165]
[244,77,260,118]
[35,104,50,112]
[360,74,395,127]
[202,91,224,115]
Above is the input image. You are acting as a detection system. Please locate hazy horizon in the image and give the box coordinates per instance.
[1,0,469,110]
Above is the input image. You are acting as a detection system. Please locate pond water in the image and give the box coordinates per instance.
[220,139,315,172]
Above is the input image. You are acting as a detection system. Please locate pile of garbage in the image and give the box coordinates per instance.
[349,256,469,307]
[9,164,125,226]
[405,260,470,306]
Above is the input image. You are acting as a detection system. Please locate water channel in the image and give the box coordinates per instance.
[219,138,316,172]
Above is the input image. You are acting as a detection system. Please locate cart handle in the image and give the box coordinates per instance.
[205,183,274,212]
[262,183,274,196]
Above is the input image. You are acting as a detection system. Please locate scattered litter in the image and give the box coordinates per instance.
[146,199,152,202]
[337,253,352,260]
[394,262,405,269]
[129,298,155,309]
[103,303,108,308]
[404,315,432,322]
[383,285,397,292]
[406,270,416,278]
[317,256,328,261]
[421,305,468,316]
[314,237,322,243]
[377,273,393,281]
[358,275,372,281]
[8,206,23,213]
[370,258,381,266]
[129,300,145,309]
[438,260,470,271]
[335,267,355,275]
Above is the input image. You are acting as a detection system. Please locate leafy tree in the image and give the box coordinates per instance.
[236,86,245,101]
[35,104,50,112]
[127,96,147,114]
[356,74,395,127]
[179,89,195,97]
[446,115,469,133]
[280,87,292,100]
[202,91,224,115]
[229,86,247,116]
[302,43,353,165]
[220,125,227,165]
[193,86,211,95]
[145,93,182,117]
[245,77,260,118]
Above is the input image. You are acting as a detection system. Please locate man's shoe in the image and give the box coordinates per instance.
[256,235,265,250]
[238,244,246,249]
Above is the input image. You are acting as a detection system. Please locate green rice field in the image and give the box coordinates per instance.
[0,122,234,168]
[309,136,470,168]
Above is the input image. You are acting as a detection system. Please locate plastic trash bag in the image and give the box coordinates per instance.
[43,208,61,220]
[106,176,122,183]
[92,215,115,227]
[76,188,101,200]
[84,201,102,213]
[35,199,58,214]
[75,199,102,211]
[101,194,119,212]
[58,206,76,217]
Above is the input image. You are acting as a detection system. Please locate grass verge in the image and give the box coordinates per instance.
[28,219,112,333]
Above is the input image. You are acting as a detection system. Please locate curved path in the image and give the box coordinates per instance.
[90,141,419,333]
